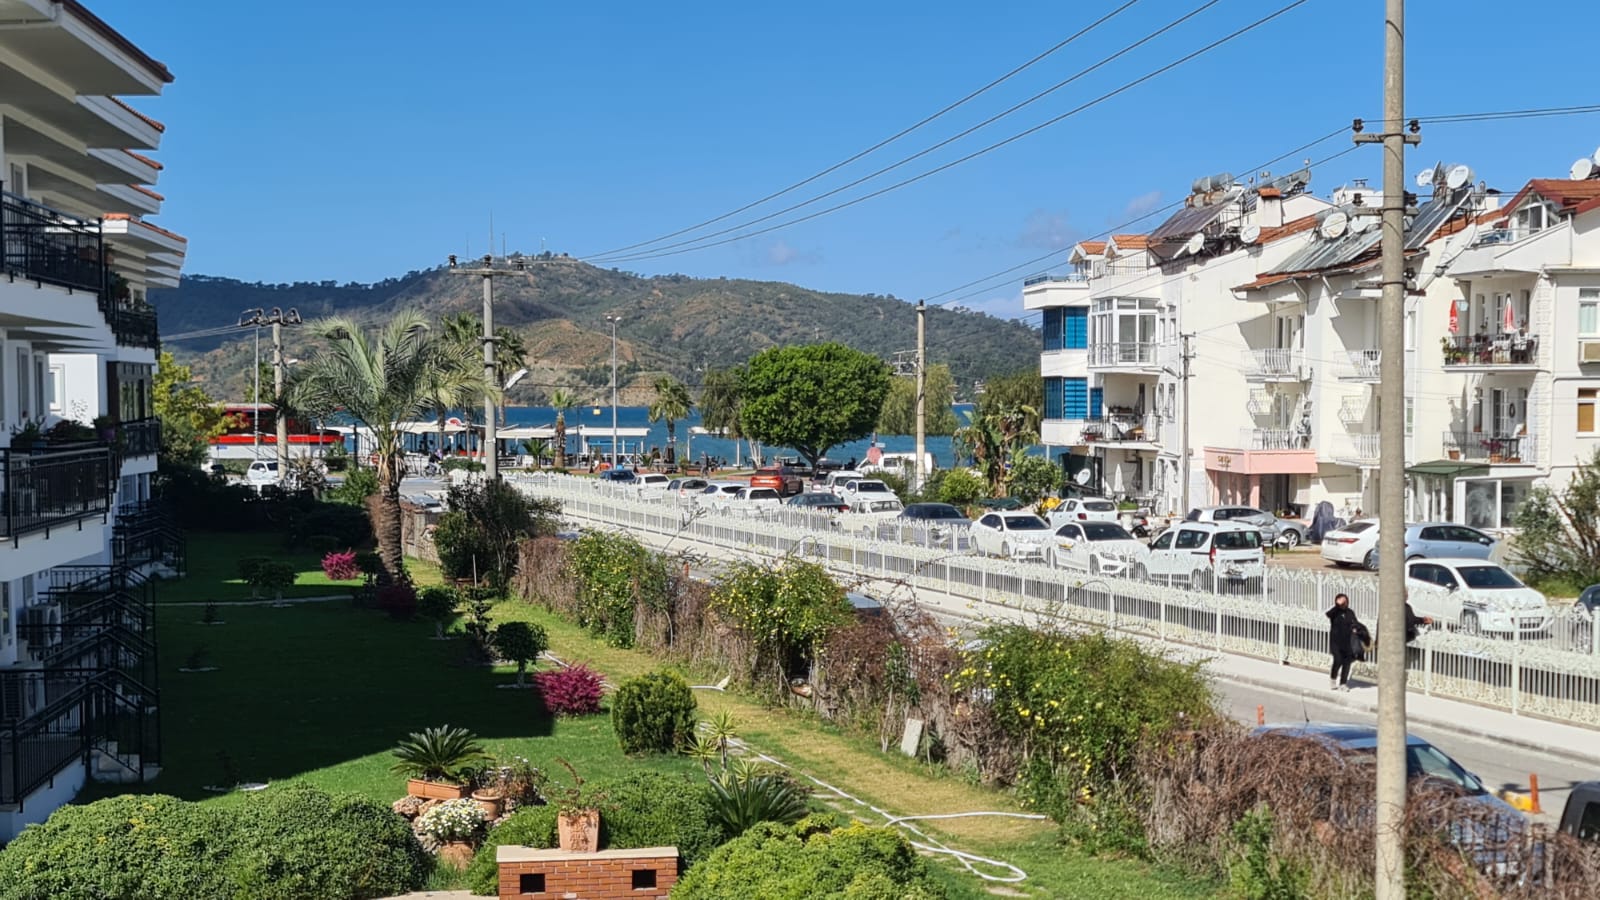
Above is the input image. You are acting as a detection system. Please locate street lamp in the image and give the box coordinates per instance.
[237,308,266,461]
[605,314,622,468]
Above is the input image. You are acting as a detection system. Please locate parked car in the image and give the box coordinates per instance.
[1571,585,1600,651]
[838,478,894,507]
[820,470,865,496]
[842,496,905,532]
[845,591,886,618]
[665,477,709,501]
[1047,521,1148,576]
[750,465,806,497]
[726,486,783,516]
[1048,497,1119,525]
[786,491,850,513]
[634,473,671,498]
[897,503,970,533]
[1405,558,1551,636]
[697,481,746,510]
[1186,505,1307,547]
[969,512,1052,560]
[246,459,280,487]
[1323,520,1497,571]
[1143,521,1265,591]
[597,468,636,483]
[1559,780,1600,842]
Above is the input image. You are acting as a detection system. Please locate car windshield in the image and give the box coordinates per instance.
[911,505,965,520]
[1082,522,1134,541]
[1213,531,1262,550]
[1457,566,1522,589]
[747,489,778,500]
[1083,500,1116,512]
[1002,515,1050,531]
[1348,745,1484,795]
[868,500,902,513]
[854,482,888,493]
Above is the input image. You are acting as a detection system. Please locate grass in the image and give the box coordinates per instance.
[156,531,357,603]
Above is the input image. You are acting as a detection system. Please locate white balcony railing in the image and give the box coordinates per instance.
[1246,348,1306,380]
[1088,341,1159,368]
[1333,432,1381,463]
[1237,428,1311,450]
[1340,349,1381,381]
[1338,396,1368,426]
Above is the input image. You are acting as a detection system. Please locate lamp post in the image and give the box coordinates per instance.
[605,313,621,468]
[238,308,266,461]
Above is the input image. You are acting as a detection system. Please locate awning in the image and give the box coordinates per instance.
[1405,459,1489,477]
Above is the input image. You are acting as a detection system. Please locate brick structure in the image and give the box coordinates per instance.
[497,845,679,899]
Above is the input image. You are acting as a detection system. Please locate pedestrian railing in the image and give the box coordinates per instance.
[512,473,1600,728]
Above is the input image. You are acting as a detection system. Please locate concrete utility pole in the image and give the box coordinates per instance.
[1354,2,1419,894]
[449,253,526,481]
[605,313,622,468]
[1178,332,1195,513]
[915,300,927,491]
[266,308,303,473]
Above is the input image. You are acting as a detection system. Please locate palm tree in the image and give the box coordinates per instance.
[648,375,693,465]
[521,438,549,469]
[494,327,528,426]
[420,338,482,459]
[441,312,481,352]
[292,313,491,584]
[954,403,1039,495]
[549,388,576,469]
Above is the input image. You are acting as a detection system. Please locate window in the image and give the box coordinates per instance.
[1056,524,1082,539]
[1580,389,1597,434]
[979,515,1000,528]
[1418,526,1448,541]
[1063,377,1088,419]
[1151,531,1173,551]
[1043,377,1064,420]
[1088,386,1103,420]
[1581,289,1600,336]
[1174,529,1206,550]
[48,364,64,415]
[1214,531,1262,550]
[1043,308,1065,351]
[1405,397,1414,436]
[1064,308,1088,349]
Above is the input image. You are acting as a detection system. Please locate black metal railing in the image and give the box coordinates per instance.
[113,501,183,570]
[1442,431,1531,463]
[1,188,105,295]
[118,417,161,457]
[1441,333,1539,367]
[103,306,160,349]
[1,445,114,540]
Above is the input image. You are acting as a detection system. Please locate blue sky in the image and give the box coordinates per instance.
[111,0,1600,318]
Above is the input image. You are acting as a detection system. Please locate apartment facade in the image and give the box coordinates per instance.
[0,0,184,839]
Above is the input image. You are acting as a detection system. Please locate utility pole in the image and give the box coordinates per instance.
[266,308,303,473]
[915,300,927,491]
[237,308,267,462]
[605,313,622,468]
[1353,2,1419,894]
[449,253,527,481]
[1178,333,1195,513]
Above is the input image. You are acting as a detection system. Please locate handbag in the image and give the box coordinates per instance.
[1351,623,1371,660]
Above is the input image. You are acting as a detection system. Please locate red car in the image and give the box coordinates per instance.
[749,466,805,497]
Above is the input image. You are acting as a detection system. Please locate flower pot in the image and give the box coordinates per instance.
[407,778,469,801]
[1446,450,1461,460]
[558,808,600,853]
[438,840,476,869]
[471,789,505,819]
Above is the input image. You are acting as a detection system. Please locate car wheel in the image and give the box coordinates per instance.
[1363,550,1380,572]
[1460,611,1481,636]
[1280,530,1301,549]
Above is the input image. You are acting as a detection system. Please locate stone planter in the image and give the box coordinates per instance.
[438,840,476,869]
[557,808,600,853]
[407,778,469,801]
[471,789,505,819]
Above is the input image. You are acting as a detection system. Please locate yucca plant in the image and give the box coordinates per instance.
[390,725,490,783]
[707,769,810,837]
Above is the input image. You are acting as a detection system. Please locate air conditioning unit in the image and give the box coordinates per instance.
[1581,339,1600,364]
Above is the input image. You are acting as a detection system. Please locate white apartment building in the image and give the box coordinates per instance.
[0,0,184,839]
[1026,160,1544,527]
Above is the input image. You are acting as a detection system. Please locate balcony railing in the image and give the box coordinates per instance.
[1442,430,1533,464]
[1237,428,1311,450]
[1471,227,1534,248]
[1441,334,1538,367]
[1333,433,1381,463]
[1088,341,1159,368]
[1340,349,1382,381]
[1,445,114,541]
[1024,272,1089,286]
[1246,348,1306,380]
[1,189,106,295]
[1081,413,1162,444]
[118,417,161,457]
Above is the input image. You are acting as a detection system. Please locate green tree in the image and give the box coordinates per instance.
[549,388,577,469]
[876,363,958,436]
[493,327,528,425]
[698,366,750,462]
[154,352,226,466]
[937,468,988,507]
[419,337,483,459]
[1007,454,1061,504]
[955,369,1042,495]
[292,313,491,584]
[978,369,1044,436]
[737,343,891,469]
[1512,448,1600,589]
[648,375,693,463]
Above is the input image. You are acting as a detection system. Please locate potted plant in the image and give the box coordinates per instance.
[9,419,42,450]
[468,762,511,819]
[414,797,487,868]
[390,725,489,800]
[92,414,117,443]
[549,758,602,852]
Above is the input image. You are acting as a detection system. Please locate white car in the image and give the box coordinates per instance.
[245,459,281,487]
[1143,521,1265,591]
[664,477,710,502]
[970,512,1052,561]
[1048,497,1120,526]
[634,473,671,498]
[838,478,894,507]
[1405,558,1551,637]
[698,481,746,511]
[726,486,783,517]
[842,496,905,533]
[821,470,866,497]
[1047,521,1148,576]
[1320,518,1380,569]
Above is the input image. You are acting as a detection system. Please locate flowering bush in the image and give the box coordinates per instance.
[415,798,487,843]
[534,663,605,716]
[566,532,670,647]
[321,549,361,582]
[710,559,849,678]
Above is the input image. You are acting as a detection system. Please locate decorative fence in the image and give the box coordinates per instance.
[512,473,1600,728]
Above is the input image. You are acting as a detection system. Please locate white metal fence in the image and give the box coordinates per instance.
[513,473,1600,728]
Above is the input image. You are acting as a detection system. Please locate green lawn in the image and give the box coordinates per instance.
[157,531,356,603]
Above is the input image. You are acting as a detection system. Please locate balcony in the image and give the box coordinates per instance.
[1081,413,1162,447]
[102,305,160,349]
[117,417,161,458]
[1023,272,1089,287]
[1244,349,1307,382]
[0,190,106,295]
[1329,432,1381,465]
[1087,341,1161,372]
[1338,349,1382,383]
[1441,334,1538,371]
[1,445,114,541]
[1442,430,1534,465]
[1238,428,1311,451]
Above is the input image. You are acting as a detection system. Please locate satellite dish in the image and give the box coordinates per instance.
[1240,224,1262,245]
[1320,210,1349,239]
[1574,158,1597,181]
[1182,233,1205,256]
[1415,168,1435,188]
[1074,469,1092,486]
[1349,215,1373,233]
[1446,165,1472,190]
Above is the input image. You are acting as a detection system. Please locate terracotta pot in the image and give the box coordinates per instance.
[407,778,469,801]
[557,808,600,853]
[1447,450,1461,460]
[471,789,505,819]
[438,840,476,869]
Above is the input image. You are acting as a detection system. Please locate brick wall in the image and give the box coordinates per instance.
[497,845,679,900]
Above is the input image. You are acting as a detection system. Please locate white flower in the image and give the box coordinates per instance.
[416,798,488,842]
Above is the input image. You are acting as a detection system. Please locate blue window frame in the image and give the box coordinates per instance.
[1043,377,1064,419]
[1064,308,1088,349]
[1043,308,1064,351]
[1063,377,1088,419]
[1089,386,1104,420]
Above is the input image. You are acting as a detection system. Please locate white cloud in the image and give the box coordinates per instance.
[1016,209,1078,250]
[763,239,821,267]
[1119,189,1164,222]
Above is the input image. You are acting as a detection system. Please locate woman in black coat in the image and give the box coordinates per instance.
[1327,592,1368,691]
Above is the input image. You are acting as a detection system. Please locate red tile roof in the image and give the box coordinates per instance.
[123,149,163,170]
[1076,240,1107,255]
[1110,233,1150,250]
[129,184,164,201]
[1257,187,1282,199]
[1499,179,1600,217]
[109,97,165,133]
[104,212,188,244]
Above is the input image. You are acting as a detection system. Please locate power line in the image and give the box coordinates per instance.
[590,0,1314,265]
[582,0,1146,260]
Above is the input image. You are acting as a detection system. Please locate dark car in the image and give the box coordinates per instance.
[978,497,1025,511]
[899,502,969,523]
[786,492,849,513]
[597,468,636,483]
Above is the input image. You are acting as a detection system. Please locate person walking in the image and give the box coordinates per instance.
[1327,592,1369,691]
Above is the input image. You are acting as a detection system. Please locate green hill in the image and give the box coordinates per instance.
[154,258,1037,403]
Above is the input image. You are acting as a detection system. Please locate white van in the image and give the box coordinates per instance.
[1143,521,1265,592]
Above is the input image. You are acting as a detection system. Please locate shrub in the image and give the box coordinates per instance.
[416,585,459,638]
[534,663,605,716]
[0,794,234,900]
[328,466,379,506]
[611,669,697,755]
[567,531,671,647]
[236,556,272,594]
[289,502,372,549]
[442,457,485,473]
[710,559,849,682]
[377,582,417,620]
[390,725,490,783]
[322,549,361,582]
[937,467,988,507]
[491,620,549,686]
[600,772,725,866]
[221,784,429,900]
[415,798,489,843]
[434,482,560,592]
[671,817,946,900]
[1006,454,1061,504]
[465,805,560,895]
[708,770,811,837]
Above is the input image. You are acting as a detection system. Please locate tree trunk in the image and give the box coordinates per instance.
[372,454,407,585]
[554,414,567,469]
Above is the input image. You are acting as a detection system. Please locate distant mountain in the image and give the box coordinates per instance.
[154,259,1037,404]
